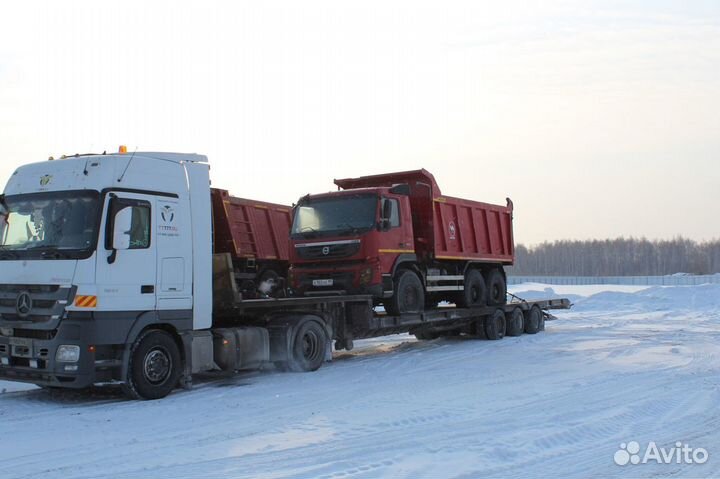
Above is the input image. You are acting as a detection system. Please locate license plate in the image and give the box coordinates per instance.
[312,279,334,287]
[9,337,32,348]
[10,337,32,358]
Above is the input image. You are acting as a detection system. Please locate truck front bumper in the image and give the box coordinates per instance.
[0,321,98,389]
[292,266,383,298]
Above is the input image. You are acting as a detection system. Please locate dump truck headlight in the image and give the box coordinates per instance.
[359,266,373,285]
[56,345,80,362]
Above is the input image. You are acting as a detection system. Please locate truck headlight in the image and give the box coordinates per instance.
[359,266,373,285]
[56,345,80,362]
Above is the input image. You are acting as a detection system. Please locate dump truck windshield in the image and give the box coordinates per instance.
[292,194,377,238]
[0,190,101,259]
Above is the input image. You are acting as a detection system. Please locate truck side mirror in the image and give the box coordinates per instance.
[112,207,133,250]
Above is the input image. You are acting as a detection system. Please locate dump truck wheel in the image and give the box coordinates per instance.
[385,270,424,315]
[524,305,543,334]
[258,269,283,297]
[484,309,506,340]
[505,307,524,337]
[123,330,181,400]
[288,321,327,372]
[457,269,487,308]
[486,269,507,305]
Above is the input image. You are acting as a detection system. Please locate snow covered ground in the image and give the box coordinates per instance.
[2,283,719,478]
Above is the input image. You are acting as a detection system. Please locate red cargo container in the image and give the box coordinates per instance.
[289,169,514,314]
[211,188,291,296]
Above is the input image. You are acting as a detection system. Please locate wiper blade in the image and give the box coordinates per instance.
[40,250,74,259]
[0,246,18,259]
[24,244,61,250]
[337,222,367,235]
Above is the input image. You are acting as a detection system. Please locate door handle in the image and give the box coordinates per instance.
[141,285,155,294]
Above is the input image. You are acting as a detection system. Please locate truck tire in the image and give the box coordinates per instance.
[486,269,507,305]
[484,309,506,340]
[524,305,543,334]
[288,321,328,372]
[457,268,487,308]
[385,270,424,316]
[123,330,181,400]
[258,269,283,297]
[505,307,524,337]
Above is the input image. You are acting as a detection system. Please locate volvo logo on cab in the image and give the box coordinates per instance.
[16,292,32,317]
[322,246,330,255]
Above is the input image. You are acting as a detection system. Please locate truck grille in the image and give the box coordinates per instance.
[0,285,75,324]
[295,241,361,260]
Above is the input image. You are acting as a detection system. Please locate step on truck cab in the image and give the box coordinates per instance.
[288,169,515,314]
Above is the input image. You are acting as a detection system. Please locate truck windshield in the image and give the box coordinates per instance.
[292,194,377,238]
[0,190,101,260]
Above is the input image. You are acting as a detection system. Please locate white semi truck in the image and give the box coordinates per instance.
[0,150,569,399]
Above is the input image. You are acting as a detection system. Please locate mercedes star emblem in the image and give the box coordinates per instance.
[16,292,32,318]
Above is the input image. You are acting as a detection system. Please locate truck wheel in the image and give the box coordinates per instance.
[505,307,524,336]
[524,305,543,334]
[289,321,328,372]
[123,330,181,400]
[258,269,281,297]
[457,268,486,308]
[484,309,506,340]
[486,269,507,305]
[385,270,424,315]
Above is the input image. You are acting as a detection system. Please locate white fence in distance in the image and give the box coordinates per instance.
[507,275,720,286]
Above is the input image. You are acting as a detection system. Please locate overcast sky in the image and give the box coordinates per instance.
[1,0,718,245]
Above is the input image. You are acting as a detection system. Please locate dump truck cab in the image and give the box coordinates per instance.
[289,185,415,298]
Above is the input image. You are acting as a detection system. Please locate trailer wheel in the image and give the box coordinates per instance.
[524,305,543,334]
[289,321,328,372]
[484,309,506,340]
[457,269,487,308]
[505,307,524,337]
[123,330,181,400]
[385,270,424,315]
[486,269,507,305]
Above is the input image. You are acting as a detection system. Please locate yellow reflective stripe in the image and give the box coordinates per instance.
[378,249,415,254]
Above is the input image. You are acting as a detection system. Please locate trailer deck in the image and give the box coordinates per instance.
[220,294,572,346]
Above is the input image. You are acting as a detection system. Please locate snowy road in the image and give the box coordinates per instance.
[1,284,719,478]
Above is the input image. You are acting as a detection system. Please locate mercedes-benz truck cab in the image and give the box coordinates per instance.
[0,151,212,397]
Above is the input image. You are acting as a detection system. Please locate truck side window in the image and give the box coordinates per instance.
[383,198,400,228]
[128,205,150,249]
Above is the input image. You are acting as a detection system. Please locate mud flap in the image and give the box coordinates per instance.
[179,332,193,390]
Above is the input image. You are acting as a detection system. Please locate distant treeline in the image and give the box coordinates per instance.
[507,238,720,276]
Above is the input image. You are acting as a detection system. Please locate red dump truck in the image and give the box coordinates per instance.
[210,188,291,297]
[289,169,514,314]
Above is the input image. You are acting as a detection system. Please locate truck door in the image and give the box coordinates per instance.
[155,197,192,311]
[97,193,157,311]
[379,196,414,271]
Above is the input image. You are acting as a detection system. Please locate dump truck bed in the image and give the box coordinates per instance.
[211,188,292,261]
